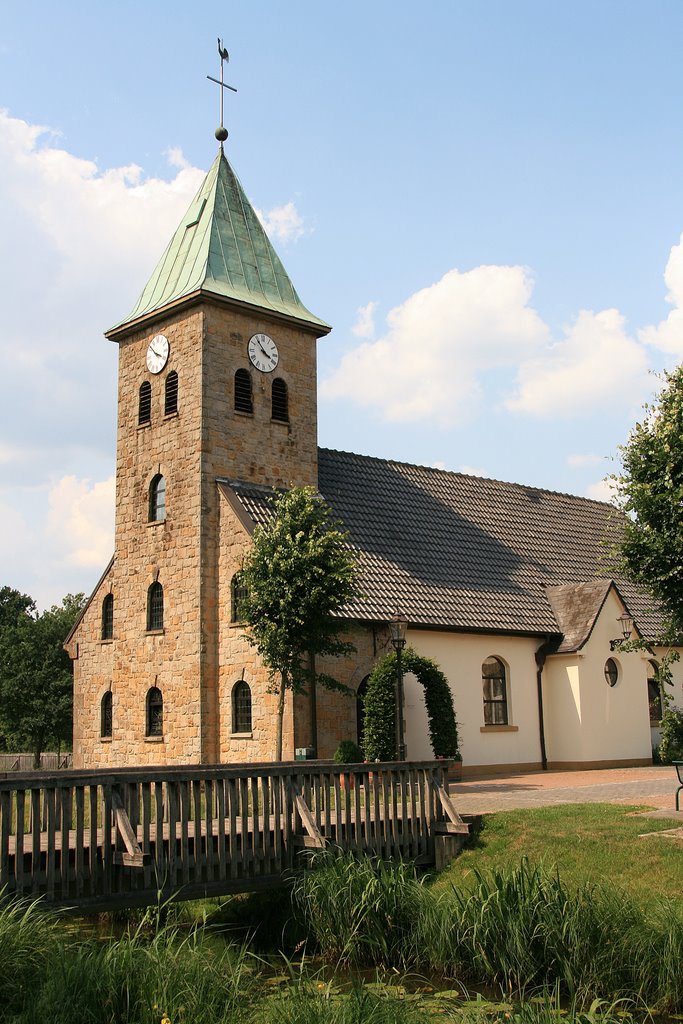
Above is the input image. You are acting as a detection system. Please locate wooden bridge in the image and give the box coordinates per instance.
[0,760,468,911]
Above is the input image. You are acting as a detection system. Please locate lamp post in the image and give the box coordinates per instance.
[389,612,408,760]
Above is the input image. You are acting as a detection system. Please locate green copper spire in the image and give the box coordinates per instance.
[110,151,329,334]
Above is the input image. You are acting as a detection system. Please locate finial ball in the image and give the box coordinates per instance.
[215,126,229,142]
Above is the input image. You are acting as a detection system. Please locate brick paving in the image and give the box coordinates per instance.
[449,765,683,818]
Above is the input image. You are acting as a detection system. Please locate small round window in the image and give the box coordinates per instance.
[604,658,619,687]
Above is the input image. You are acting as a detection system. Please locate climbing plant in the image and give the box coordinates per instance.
[362,649,459,762]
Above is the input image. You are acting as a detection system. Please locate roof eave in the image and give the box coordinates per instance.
[105,288,332,342]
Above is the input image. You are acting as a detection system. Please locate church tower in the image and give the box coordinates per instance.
[68,137,330,767]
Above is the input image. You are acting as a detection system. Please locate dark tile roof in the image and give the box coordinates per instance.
[222,448,665,641]
[545,581,614,652]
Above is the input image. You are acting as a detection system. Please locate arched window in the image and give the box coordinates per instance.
[138,381,152,425]
[234,369,253,413]
[232,680,252,733]
[482,656,508,725]
[146,687,163,737]
[271,378,288,422]
[164,370,178,416]
[147,581,164,631]
[101,593,114,641]
[149,474,166,522]
[231,572,248,623]
[647,660,662,722]
[101,691,113,738]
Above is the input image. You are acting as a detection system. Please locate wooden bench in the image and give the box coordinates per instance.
[674,761,683,812]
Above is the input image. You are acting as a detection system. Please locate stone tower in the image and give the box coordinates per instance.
[68,147,330,767]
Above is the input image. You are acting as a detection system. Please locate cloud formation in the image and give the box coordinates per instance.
[255,201,305,243]
[352,301,377,339]
[639,233,683,355]
[321,266,548,426]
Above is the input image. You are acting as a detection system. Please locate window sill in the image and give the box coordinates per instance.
[145,629,164,637]
[234,409,254,418]
[147,519,166,528]
[100,736,113,743]
[99,638,113,645]
[480,725,519,733]
[145,736,164,743]
[229,621,246,628]
[231,732,253,739]
[137,422,151,431]
[163,411,178,420]
[270,418,289,426]
[650,719,662,727]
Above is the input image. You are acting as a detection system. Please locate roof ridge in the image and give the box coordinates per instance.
[318,446,619,510]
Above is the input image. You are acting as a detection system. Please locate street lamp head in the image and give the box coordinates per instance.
[389,611,408,650]
[617,612,633,641]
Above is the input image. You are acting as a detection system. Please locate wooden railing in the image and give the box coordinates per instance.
[0,760,467,911]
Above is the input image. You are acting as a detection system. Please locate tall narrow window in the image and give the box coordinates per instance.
[101,593,114,641]
[231,572,248,623]
[149,474,166,522]
[271,377,288,422]
[232,680,252,733]
[101,691,113,738]
[234,369,253,413]
[138,381,152,425]
[146,687,163,737]
[482,656,508,725]
[164,370,178,415]
[147,581,164,631]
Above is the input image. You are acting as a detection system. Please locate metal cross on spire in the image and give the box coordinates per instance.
[207,38,237,147]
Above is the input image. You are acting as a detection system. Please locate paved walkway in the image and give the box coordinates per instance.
[449,765,683,818]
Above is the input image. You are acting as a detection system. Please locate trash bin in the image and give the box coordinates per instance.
[295,747,316,761]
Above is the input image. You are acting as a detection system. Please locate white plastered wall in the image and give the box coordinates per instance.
[406,630,544,771]
[543,588,652,767]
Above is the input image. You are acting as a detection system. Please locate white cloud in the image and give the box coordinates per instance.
[639,233,683,355]
[46,475,115,570]
[567,453,607,469]
[585,477,617,503]
[321,265,549,427]
[255,200,305,243]
[459,464,487,477]
[506,309,649,417]
[352,301,377,339]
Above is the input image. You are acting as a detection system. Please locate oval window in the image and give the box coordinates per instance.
[604,658,619,688]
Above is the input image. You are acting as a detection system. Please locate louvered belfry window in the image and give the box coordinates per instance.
[164,370,178,416]
[149,474,166,522]
[271,378,288,422]
[234,369,253,413]
[231,573,248,622]
[138,381,152,425]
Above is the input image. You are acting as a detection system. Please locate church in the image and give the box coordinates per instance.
[65,133,683,776]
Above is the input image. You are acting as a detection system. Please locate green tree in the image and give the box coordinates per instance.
[239,486,362,761]
[0,592,85,766]
[614,365,683,638]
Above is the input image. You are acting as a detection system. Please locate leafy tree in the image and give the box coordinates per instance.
[614,365,683,638]
[0,592,85,766]
[239,486,362,761]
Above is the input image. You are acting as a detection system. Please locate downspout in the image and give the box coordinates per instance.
[308,651,318,757]
[534,638,554,772]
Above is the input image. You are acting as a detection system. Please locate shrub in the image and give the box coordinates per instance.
[333,740,363,763]
[658,706,683,763]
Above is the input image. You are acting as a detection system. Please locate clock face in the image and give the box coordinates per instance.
[146,334,170,374]
[248,333,279,373]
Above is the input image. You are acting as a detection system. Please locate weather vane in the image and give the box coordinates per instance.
[207,38,237,146]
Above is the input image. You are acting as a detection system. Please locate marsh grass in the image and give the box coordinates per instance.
[292,854,683,1011]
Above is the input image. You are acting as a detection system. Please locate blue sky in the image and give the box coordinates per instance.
[2,1,683,608]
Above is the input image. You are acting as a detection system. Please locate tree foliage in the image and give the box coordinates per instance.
[0,590,85,765]
[239,486,362,760]
[614,366,683,638]
[363,649,460,761]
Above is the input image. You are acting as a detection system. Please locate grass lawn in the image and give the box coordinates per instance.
[434,803,683,908]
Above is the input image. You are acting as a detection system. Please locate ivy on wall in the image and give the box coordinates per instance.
[362,649,460,762]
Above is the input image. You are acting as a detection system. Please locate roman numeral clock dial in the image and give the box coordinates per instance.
[248,333,279,373]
